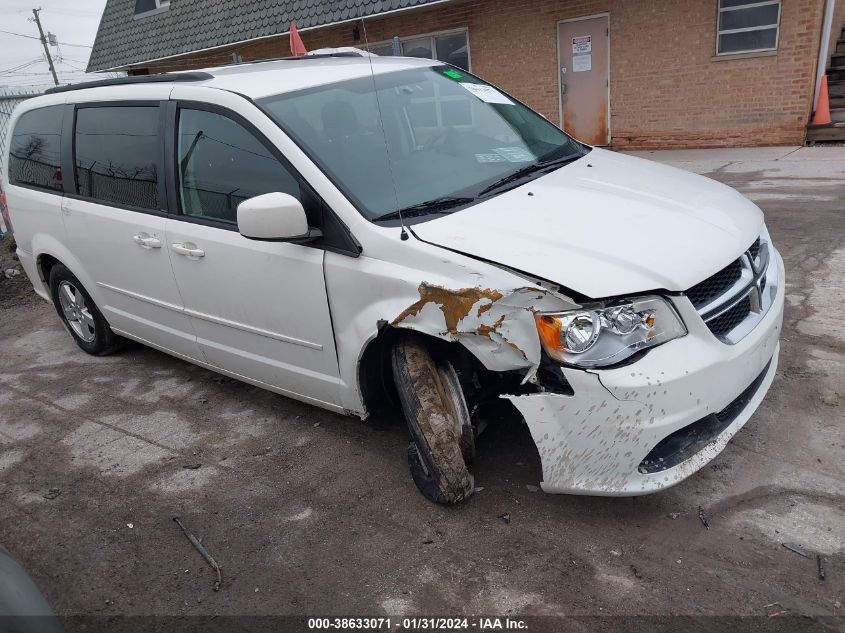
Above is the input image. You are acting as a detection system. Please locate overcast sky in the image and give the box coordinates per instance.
[0,0,107,90]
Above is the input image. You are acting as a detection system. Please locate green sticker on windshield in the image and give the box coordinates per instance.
[443,69,463,79]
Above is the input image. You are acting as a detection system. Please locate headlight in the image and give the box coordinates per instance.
[535,296,686,368]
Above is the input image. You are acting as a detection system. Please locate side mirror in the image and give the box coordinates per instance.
[236,192,321,241]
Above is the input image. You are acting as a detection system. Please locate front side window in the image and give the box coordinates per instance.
[177,108,300,225]
[8,106,63,192]
[368,30,470,70]
[74,106,161,210]
[717,0,781,55]
[260,66,584,221]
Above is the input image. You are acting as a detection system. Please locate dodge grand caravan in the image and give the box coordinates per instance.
[2,53,784,503]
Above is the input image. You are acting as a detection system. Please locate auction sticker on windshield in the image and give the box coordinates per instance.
[459,82,514,105]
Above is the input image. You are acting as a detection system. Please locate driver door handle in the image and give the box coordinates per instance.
[171,242,205,259]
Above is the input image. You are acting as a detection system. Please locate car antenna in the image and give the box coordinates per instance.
[360,18,409,241]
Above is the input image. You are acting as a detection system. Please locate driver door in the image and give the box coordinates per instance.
[164,100,342,409]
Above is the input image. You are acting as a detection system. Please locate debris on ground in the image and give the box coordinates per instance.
[422,538,434,545]
[4,268,20,279]
[42,488,61,500]
[525,484,540,492]
[630,564,643,580]
[498,512,511,525]
[782,542,811,558]
[667,512,680,520]
[126,523,133,529]
[183,464,202,470]
[697,505,709,529]
[768,610,789,618]
[173,516,222,592]
[474,487,484,493]
[817,554,826,581]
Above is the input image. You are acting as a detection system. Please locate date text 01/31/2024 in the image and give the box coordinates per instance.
[307,617,528,630]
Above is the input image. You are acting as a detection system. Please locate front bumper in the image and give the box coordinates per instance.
[505,249,785,496]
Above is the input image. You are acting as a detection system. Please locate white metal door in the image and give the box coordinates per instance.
[62,101,201,360]
[558,15,610,145]
[62,196,202,360]
[164,101,341,408]
[165,219,341,408]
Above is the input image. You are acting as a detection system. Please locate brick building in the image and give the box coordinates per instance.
[87,0,845,148]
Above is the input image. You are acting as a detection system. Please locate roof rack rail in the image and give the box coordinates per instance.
[217,51,367,69]
[45,72,213,95]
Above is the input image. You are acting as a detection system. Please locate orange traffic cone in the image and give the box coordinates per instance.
[812,75,832,125]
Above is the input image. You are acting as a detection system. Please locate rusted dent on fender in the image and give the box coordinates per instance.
[392,285,504,333]
[390,282,576,372]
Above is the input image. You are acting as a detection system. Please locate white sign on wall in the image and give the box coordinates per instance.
[572,35,592,54]
[572,54,592,72]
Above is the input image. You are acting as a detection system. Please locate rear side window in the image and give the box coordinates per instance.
[8,105,64,192]
[177,108,300,224]
[74,106,161,210]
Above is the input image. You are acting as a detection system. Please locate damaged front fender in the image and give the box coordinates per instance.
[391,282,577,372]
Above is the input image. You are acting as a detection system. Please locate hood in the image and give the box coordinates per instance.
[411,148,763,299]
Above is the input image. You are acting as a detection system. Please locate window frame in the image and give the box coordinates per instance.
[7,104,68,196]
[715,0,781,56]
[366,28,471,70]
[134,0,170,19]
[164,99,361,257]
[166,100,307,232]
[67,100,169,216]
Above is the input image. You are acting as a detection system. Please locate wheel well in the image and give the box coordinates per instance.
[36,254,61,285]
[357,326,496,418]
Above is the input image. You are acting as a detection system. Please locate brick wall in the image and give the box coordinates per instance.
[138,0,826,149]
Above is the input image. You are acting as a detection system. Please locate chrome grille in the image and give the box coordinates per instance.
[686,259,743,309]
[706,296,752,338]
[748,237,761,261]
[684,235,776,344]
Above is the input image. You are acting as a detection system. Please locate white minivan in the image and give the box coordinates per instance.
[3,53,784,503]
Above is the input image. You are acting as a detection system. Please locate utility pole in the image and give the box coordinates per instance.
[32,8,59,86]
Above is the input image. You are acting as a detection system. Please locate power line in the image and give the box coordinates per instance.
[0,58,44,75]
[0,28,93,48]
[0,29,39,41]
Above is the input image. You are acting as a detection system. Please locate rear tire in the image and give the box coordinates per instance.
[392,339,474,504]
[48,264,124,356]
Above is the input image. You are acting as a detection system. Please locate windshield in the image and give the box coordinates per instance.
[259,65,586,221]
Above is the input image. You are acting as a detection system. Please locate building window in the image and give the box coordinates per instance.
[134,0,169,17]
[368,29,470,70]
[74,106,162,211]
[716,0,781,55]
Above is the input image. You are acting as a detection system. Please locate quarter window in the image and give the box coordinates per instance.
[717,0,781,55]
[8,106,64,192]
[176,108,300,225]
[368,30,470,70]
[74,106,162,210]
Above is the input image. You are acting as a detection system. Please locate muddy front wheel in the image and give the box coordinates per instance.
[392,340,474,504]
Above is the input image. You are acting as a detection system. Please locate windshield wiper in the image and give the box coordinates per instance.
[477,154,581,198]
[373,196,476,222]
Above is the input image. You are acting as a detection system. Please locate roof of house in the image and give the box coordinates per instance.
[87,0,451,72]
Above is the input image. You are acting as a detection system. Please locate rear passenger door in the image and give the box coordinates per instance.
[163,100,342,408]
[62,101,202,361]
